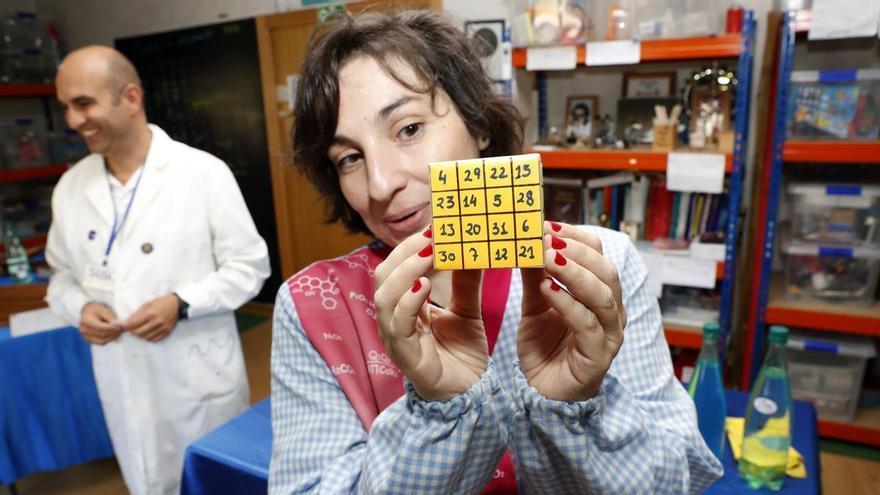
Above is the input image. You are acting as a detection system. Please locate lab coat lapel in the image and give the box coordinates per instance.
[121,124,172,235]
[83,155,114,228]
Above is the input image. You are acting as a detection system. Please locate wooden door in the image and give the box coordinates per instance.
[256,0,440,278]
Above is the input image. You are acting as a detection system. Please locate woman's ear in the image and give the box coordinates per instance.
[478,136,490,151]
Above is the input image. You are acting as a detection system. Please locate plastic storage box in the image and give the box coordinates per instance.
[659,285,720,328]
[630,0,718,40]
[787,69,880,140]
[788,183,880,246]
[786,329,876,422]
[783,243,880,306]
[2,119,49,169]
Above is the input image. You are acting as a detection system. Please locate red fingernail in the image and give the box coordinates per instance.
[411,279,422,293]
[551,235,567,249]
[418,244,433,257]
[550,279,561,291]
[555,252,567,266]
[423,227,432,238]
[550,222,562,232]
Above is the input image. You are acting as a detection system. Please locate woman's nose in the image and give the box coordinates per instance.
[365,151,407,203]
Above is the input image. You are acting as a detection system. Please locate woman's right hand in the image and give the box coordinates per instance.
[375,227,488,402]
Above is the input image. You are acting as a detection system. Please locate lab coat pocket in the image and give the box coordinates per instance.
[184,326,245,401]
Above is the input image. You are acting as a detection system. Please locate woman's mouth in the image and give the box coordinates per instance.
[386,203,429,236]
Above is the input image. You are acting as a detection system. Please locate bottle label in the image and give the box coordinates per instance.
[753,397,778,415]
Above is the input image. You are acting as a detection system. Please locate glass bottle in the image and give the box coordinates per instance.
[688,321,727,461]
[4,221,33,284]
[739,325,791,491]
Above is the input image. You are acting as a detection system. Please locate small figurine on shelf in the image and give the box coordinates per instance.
[689,98,726,150]
[534,124,565,148]
[594,113,617,148]
[622,119,645,148]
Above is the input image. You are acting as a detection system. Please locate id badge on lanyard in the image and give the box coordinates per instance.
[83,264,115,292]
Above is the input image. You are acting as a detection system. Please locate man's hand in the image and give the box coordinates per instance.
[121,294,180,342]
[80,302,123,345]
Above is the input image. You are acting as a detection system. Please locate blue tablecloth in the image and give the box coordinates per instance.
[181,391,820,495]
[0,326,113,485]
[181,399,271,495]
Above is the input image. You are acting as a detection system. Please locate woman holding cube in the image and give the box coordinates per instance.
[269,9,722,494]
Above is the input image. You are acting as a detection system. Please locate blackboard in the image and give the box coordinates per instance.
[116,19,280,303]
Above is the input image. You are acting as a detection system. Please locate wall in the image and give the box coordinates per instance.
[5,0,36,12]
[33,0,277,48]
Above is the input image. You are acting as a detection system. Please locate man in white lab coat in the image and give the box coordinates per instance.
[45,45,271,495]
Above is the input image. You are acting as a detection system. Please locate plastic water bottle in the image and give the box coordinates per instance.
[688,322,727,461]
[4,222,33,283]
[739,325,791,491]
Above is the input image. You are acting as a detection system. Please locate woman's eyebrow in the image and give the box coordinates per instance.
[377,96,416,122]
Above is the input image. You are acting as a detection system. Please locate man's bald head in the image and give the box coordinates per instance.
[58,45,142,103]
[56,45,149,157]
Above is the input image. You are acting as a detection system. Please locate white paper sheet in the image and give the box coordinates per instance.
[663,256,717,289]
[638,251,664,298]
[809,0,880,40]
[526,46,578,71]
[666,152,725,194]
[9,307,69,337]
[585,40,640,66]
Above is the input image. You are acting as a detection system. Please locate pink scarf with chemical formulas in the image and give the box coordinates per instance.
[288,243,517,493]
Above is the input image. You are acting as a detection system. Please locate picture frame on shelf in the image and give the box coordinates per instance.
[622,72,676,98]
[464,19,506,82]
[564,95,598,143]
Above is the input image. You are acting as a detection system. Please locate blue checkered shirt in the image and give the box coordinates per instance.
[269,226,723,494]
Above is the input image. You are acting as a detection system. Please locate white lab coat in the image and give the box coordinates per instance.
[45,125,271,495]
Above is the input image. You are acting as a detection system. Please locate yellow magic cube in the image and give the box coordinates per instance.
[430,153,545,270]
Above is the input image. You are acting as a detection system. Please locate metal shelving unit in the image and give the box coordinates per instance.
[0,84,63,286]
[744,11,880,446]
[519,13,755,353]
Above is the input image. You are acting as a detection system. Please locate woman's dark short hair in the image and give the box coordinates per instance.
[292,9,525,236]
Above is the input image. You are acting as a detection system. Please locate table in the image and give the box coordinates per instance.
[181,391,820,494]
[181,399,271,495]
[0,325,114,485]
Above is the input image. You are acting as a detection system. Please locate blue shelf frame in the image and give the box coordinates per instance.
[719,11,756,362]
[530,14,756,359]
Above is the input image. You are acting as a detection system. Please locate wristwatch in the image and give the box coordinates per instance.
[173,293,189,320]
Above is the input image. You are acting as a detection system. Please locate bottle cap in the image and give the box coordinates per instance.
[702,322,721,338]
[769,325,789,344]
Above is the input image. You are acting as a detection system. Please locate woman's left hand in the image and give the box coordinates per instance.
[517,222,626,402]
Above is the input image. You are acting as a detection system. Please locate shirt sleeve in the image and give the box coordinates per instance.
[174,161,270,319]
[509,236,723,494]
[268,284,510,495]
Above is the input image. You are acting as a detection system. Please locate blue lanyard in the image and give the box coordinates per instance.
[103,160,145,266]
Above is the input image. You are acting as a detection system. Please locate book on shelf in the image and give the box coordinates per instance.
[543,176,584,225]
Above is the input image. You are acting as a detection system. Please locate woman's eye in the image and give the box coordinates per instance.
[336,153,363,170]
[398,123,422,140]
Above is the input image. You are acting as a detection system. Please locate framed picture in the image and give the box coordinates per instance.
[564,95,599,142]
[622,72,676,98]
[464,19,506,82]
